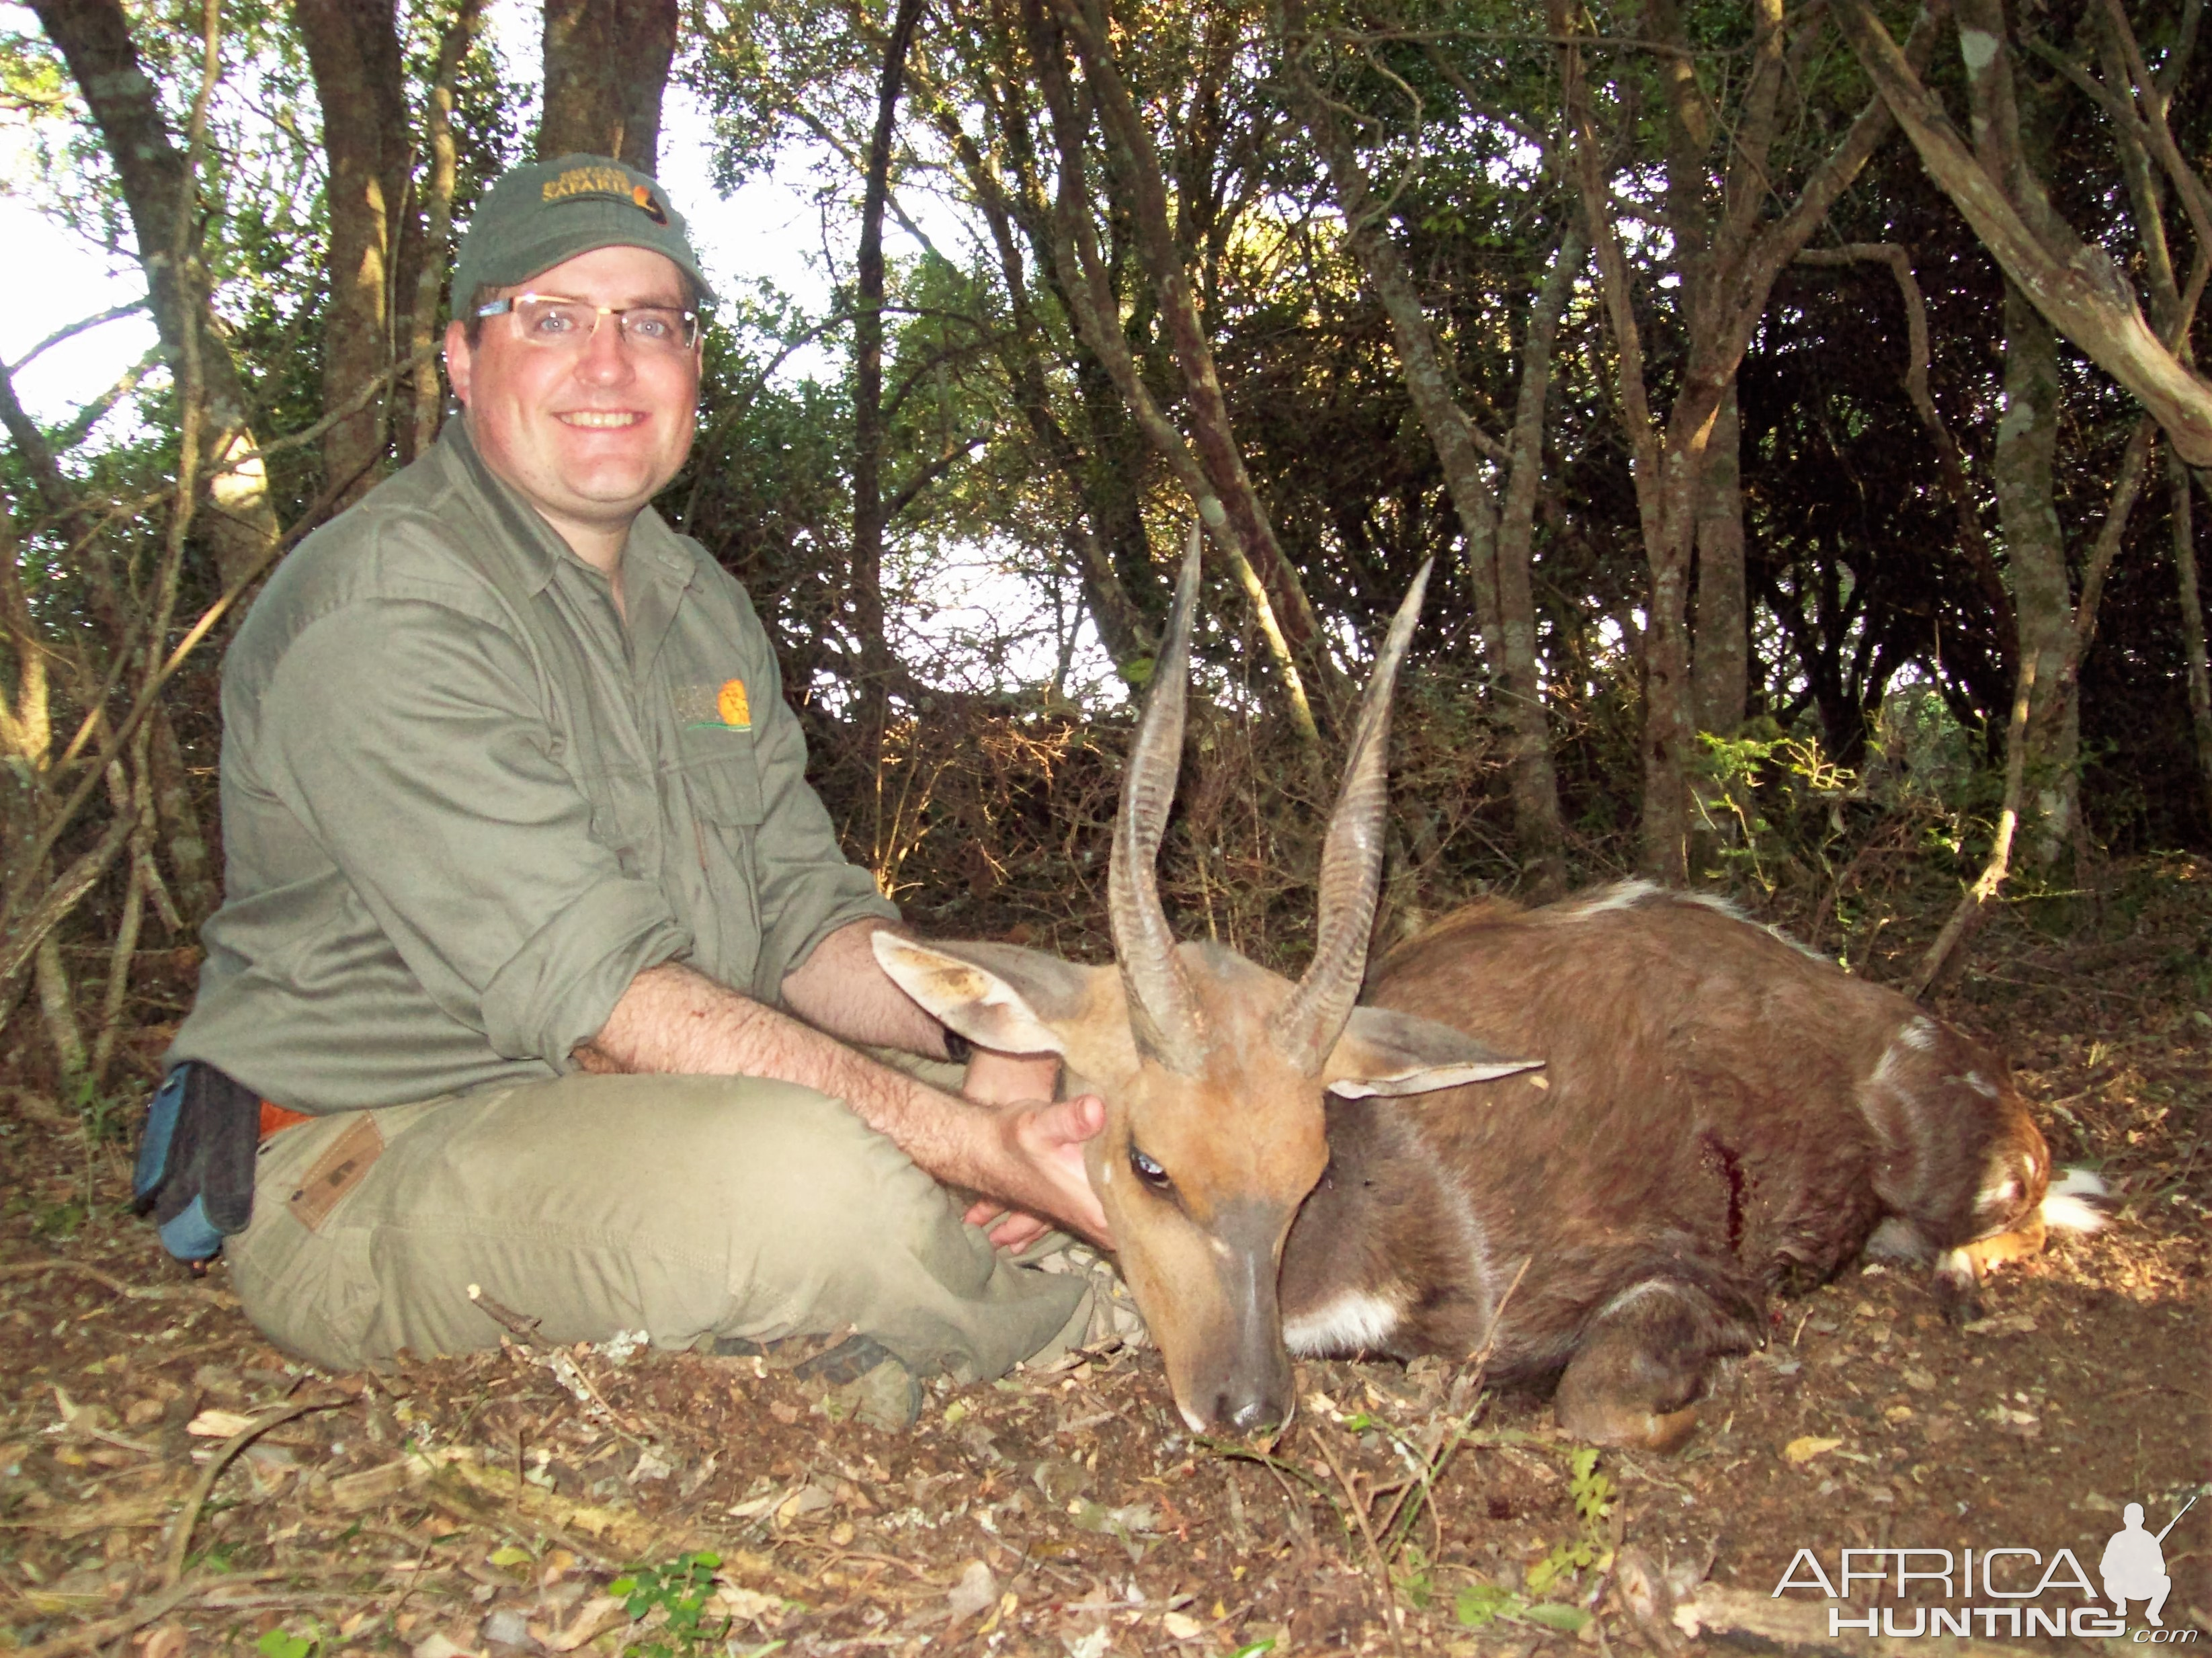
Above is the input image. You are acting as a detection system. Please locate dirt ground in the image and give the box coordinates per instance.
[2,858,2207,1657]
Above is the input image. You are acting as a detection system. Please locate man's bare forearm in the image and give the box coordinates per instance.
[779,919,952,1055]
[577,960,984,1186]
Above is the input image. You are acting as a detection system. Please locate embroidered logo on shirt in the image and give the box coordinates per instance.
[717,678,750,728]
[674,679,751,731]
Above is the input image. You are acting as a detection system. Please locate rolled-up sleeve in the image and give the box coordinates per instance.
[261,595,690,1066]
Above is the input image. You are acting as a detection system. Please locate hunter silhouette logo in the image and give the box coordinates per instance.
[2104,1495,2195,1629]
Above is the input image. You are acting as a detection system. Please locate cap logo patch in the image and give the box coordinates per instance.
[632,183,669,225]
[542,163,643,204]
[674,679,751,731]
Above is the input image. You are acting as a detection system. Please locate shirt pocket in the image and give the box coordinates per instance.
[677,729,765,828]
[675,729,766,983]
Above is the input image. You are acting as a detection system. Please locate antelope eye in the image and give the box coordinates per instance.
[1129,1147,1172,1190]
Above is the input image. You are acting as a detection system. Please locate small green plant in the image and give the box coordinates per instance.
[30,1198,86,1241]
[1453,1580,1519,1628]
[610,1550,728,1658]
[255,1623,322,1658]
[185,1538,239,1574]
[1524,1447,1615,1596]
[1452,1580,1592,1634]
[1692,725,1865,893]
[1452,1451,1612,1634]
[1389,1539,1435,1609]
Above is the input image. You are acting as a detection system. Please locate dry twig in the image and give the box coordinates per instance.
[0,1255,239,1309]
[161,1395,347,1589]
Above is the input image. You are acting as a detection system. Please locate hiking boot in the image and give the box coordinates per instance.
[1037,1243,1149,1351]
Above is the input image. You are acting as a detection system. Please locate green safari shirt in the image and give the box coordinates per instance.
[168,419,898,1112]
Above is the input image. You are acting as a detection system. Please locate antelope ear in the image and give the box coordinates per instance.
[1323,1006,1542,1098]
[870,934,1098,1056]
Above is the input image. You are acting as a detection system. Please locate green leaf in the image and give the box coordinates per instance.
[1228,1643,1276,1658]
[1455,1583,1516,1628]
[1523,1604,1592,1632]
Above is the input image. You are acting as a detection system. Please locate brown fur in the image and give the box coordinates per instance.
[1279,883,2057,1445]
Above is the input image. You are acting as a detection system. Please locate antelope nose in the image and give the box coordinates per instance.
[1223,1394,1283,1438]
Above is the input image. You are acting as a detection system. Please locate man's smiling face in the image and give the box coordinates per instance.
[444,242,699,558]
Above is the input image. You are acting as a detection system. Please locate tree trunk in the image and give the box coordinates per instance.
[1555,0,1927,881]
[1495,231,1583,899]
[28,0,282,591]
[406,0,490,461]
[1,356,214,931]
[1797,243,2019,676]
[934,97,1153,665]
[539,0,680,173]
[1026,1,1319,744]
[145,709,215,927]
[2174,456,2212,827]
[1993,296,2080,876]
[1640,448,1705,884]
[1043,0,1341,728]
[2089,6,2212,835]
[850,0,926,745]
[1286,36,1568,889]
[296,0,412,509]
[1692,382,1747,733]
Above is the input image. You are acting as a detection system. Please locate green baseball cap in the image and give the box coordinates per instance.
[451,153,714,311]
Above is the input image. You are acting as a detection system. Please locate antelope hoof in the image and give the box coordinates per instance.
[1553,1386,1704,1452]
[1551,1337,1713,1452]
[1932,1249,1982,1325]
[1550,1276,1758,1452]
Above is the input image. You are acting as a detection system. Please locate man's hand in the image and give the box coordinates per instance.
[960,1048,1060,1111]
[970,1093,1110,1250]
[956,1050,1106,1250]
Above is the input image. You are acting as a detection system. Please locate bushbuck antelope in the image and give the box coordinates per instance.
[875,538,2100,1450]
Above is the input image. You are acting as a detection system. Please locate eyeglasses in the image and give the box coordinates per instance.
[474,293,702,354]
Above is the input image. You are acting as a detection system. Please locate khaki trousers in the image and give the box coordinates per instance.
[224,1073,1089,1382]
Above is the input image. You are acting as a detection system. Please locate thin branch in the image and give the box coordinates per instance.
[2070,415,2157,661]
[1912,653,2036,999]
[5,300,149,376]
[1794,243,2013,657]
[163,1396,347,1588]
[0,1255,238,1307]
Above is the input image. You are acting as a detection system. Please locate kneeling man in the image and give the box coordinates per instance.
[159,155,1111,1403]
[2102,1503,2172,1626]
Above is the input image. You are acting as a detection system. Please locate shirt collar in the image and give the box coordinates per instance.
[435,416,700,608]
